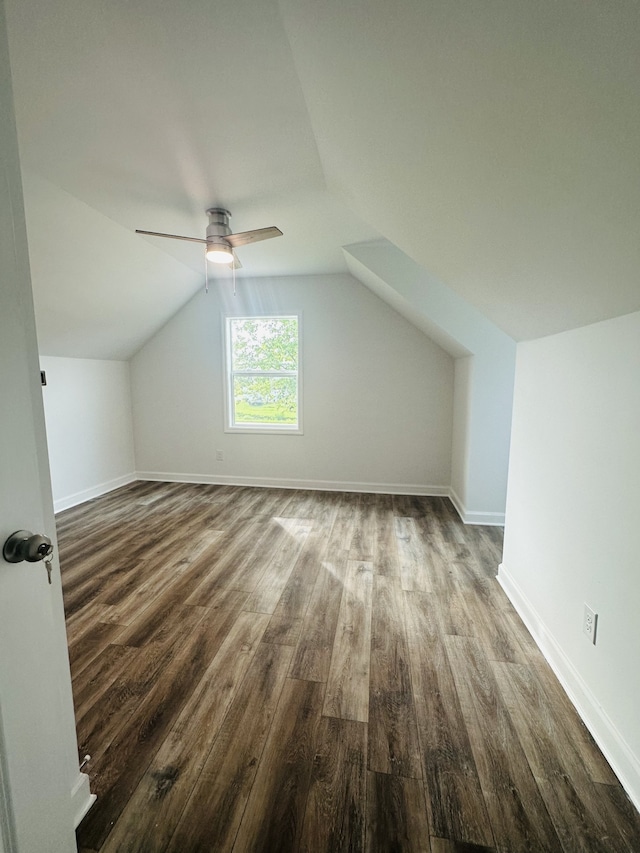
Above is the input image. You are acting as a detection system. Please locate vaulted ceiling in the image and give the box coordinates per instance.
[6,0,640,359]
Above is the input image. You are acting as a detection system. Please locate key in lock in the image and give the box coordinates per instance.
[3,530,55,584]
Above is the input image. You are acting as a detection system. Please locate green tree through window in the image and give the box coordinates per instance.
[226,316,301,431]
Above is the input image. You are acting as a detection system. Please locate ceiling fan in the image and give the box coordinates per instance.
[136,208,282,269]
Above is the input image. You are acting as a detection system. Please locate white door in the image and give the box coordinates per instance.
[0,2,90,850]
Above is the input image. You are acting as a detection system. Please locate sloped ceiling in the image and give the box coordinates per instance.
[5,0,640,358]
[280,0,640,340]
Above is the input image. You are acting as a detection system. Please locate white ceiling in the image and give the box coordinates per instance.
[6,0,640,358]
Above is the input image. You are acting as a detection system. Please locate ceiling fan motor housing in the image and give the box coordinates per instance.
[206,208,232,239]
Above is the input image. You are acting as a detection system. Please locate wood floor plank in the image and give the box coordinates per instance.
[366,771,431,853]
[66,601,125,647]
[430,839,496,853]
[67,620,127,679]
[459,584,528,664]
[442,542,499,605]
[536,774,621,853]
[75,605,208,765]
[372,492,401,578]
[71,643,138,722]
[309,492,345,532]
[493,659,622,852]
[112,593,209,648]
[111,543,241,648]
[76,605,237,850]
[491,661,587,785]
[250,487,297,520]
[440,499,469,546]
[437,578,476,638]
[395,516,431,593]
[349,492,377,561]
[59,483,194,572]
[59,484,639,853]
[444,635,562,852]
[218,517,299,592]
[403,591,494,848]
[300,717,367,853]
[324,494,358,555]
[98,611,270,853]
[63,499,217,618]
[243,517,312,612]
[593,782,640,853]
[368,575,422,778]
[261,613,303,645]
[260,524,328,646]
[529,655,619,786]
[164,642,294,853]
[232,677,325,852]
[102,526,224,609]
[462,525,503,577]
[288,555,348,681]
[434,543,525,668]
[181,519,269,605]
[280,488,321,518]
[392,494,430,518]
[100,530,224,623]
[323,560,374,723]
[421,534,469,634]
[288,513,352,681]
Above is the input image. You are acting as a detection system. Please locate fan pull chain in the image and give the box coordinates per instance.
[203,252,237,296]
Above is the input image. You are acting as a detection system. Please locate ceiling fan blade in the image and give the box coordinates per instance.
[135,229,207,245]
[232,253,243,270]
[226,226,283,248]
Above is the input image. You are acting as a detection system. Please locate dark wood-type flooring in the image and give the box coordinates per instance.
[58,481,640,852]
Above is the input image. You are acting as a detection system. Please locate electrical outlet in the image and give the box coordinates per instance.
[215,450,224,462]
[583,604,598,645]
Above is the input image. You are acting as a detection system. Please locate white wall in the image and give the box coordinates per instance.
[41,356,136,511]
[499,310,640,807]
[461,350,516,523]
[131,273,454,493]
[345,240,516,523]
[451,356,472,509]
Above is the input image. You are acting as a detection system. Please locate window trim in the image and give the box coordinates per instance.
[223,313,303,435]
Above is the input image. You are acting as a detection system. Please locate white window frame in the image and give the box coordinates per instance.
[223,314,303,434]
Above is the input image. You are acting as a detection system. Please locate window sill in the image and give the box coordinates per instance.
[224,425,303,435]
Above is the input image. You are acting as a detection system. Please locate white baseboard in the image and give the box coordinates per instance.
[53,473,136,512]
[135,471,450,497]
[497,563,640,812]
[135,473,507,524]
[70,771,95,829]
[58,473,507,526]
[449,488,505,526]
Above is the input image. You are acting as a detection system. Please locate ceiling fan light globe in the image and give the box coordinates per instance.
[207,249,234,264]
[206,240,234,264]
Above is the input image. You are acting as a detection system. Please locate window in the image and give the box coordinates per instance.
[224,315,302,433]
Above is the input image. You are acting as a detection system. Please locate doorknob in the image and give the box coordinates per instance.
[3,530,53,563]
